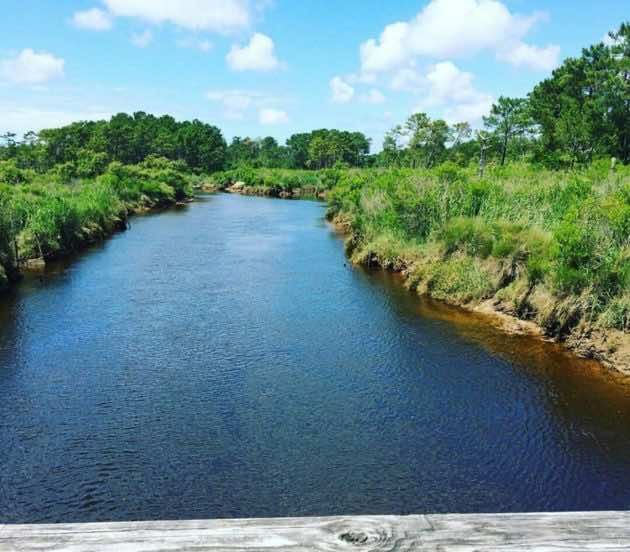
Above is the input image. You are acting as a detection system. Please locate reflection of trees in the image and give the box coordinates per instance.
[366,266,630,460]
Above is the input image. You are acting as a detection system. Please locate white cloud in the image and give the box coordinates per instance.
[361,88,386,104]
[131,29,153,47]
[360,21,410,73]
[442,98,493,124]
[226,33,281,71]
[0,49,65,84]
[102,0,251,33]
[259,108,288,125]
[196,40,212,52]
[207,88,279,119]
[72,7,113,30]
[602,32,622,47]
[390,67,425,91]
[496,42,559,71]
[360,0,558,72]
[417,61,494,123]
[330,76,355,103]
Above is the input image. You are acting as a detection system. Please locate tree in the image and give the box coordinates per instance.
[483,97,531,166]
[403,113,449,168]
[450,122,472,148]
[286,133,311,169]
[258,136,283,168]
[382,125,404,167]
[476,130,492,177]
[529,22,630,166]
[307,135,329,169]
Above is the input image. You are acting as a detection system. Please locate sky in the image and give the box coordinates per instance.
[0,0,627,150]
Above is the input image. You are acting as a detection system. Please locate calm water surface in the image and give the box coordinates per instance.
[1,193,629,523]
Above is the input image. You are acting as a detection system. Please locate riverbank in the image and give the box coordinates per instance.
[207,167,343,199]
[209,164,630,375]
[224,181,326,199]
[326,163,630,376]
[335,215,630,375]
[0,156,199,293]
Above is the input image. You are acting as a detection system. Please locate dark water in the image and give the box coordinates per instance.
[1,193,629,524]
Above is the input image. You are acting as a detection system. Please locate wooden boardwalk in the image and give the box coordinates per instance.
[1,511,629,551]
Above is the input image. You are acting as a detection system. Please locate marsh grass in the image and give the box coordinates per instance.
[327,162,630,333]
[0,156,195,286]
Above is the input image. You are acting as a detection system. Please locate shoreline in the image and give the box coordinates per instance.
[219,181,327,200]
[330,216,630,378]
[1,194,194,294]
[209,186,630,378]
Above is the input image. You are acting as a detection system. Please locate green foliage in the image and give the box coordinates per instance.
[225,129,371,170]
[0,160,34,185]
[208,167,347,196]
[529,22,630,166]
[328,162,630,331]
[0,157,195,280]
[32,112,226,172]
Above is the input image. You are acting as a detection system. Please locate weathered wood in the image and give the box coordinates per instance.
[1,511,628,551]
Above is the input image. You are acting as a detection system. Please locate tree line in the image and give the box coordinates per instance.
[1,22,628,178]
[377,23,629,171]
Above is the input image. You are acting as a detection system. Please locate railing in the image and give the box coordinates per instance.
[2,511,629,550]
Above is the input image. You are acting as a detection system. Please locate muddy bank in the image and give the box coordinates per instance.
[223,181,327,200]
[332,216,630,377]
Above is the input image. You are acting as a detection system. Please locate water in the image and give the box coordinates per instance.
[1,193,629,524]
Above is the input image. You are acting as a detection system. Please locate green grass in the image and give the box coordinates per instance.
[326,161,630,333]
[207,167,349,196]
[0,156,195,287]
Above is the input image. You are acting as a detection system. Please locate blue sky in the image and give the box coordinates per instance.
[0,1,626,150]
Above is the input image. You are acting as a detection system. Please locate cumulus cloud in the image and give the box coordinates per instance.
[206,88,282,119]
[0,49,65,84]
[360,0,558,72]
[496,42,559,71]
[226,33,281,71]
[390,67,425,91]
[207,89,255,118]
[330,76,355,103]
[602,32,621,47]
[416,61,494,123]
[177,37,213,52]
[258,108,288,125]
[361,89,386,104]
[72,7,113,30]
[101,0,251,33]
[131,29,153,47]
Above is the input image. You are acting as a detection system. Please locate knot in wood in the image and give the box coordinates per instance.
[339,530,370,545]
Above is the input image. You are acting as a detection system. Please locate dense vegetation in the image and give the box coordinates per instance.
[326,163,629,337]
[0,156,202,290]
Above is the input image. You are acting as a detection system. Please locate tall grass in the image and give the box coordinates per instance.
[0,156,195,288]
[326,161,630,333]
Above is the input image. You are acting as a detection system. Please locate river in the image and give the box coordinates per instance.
[1,192,629,523]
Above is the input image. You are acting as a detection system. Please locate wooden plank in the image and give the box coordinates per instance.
[423,512,630,551]
[0,512,628,551]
